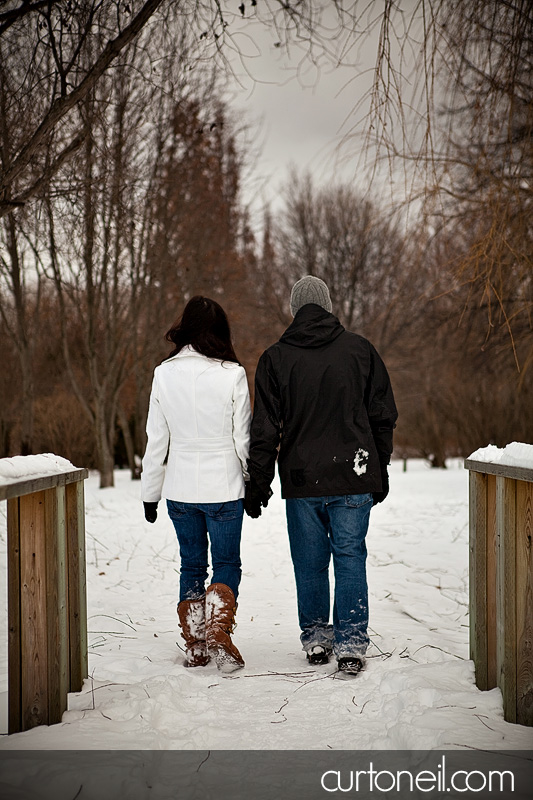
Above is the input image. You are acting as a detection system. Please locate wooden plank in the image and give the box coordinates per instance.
[515,479,533,726]
[44,486,69,724]
[486,474,498,689]
[0,468,89,502]
[19,491,49,729]
[465,460,533,485]
[66,480,88,691]
[469,471,488,689]
[7,497,22,734]
[496,476,517,723]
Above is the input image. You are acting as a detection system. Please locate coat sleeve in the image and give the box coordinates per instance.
[365,343,398,465]
[141,369,170,502]
[247,350,282,494]
[232,366,252,480]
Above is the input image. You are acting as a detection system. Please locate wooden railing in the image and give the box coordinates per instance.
[1,466,88,733]
[465,458,533,726]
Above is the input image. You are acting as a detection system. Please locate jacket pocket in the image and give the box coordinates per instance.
[345,493,373,508]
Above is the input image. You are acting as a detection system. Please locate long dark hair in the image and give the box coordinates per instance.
[165,296,240,363]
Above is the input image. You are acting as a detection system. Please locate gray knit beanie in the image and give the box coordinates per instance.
[290,275,332,316]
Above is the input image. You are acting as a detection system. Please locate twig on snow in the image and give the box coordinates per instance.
[243,671,315,678]
[368,639,394,658]
[90,670,96,710]
[275,698,289,714]
[474,714,498,732]
[399,647,419,663]
[401,609,426,625]
[88,614,137,631]
[292,670,337,693]
[412,644,465,660]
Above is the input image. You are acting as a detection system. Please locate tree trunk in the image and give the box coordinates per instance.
[117,402,140,480]
[20,343,34,456]
[5,213,35,456]
[95,403,115,488]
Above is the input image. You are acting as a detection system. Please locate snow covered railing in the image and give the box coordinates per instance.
[0,455,89,734]
[465,443,533,727]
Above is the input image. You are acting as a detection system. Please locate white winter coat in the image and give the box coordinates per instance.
[141,345,251,503]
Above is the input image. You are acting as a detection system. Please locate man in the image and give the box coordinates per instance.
[245,276,398,675]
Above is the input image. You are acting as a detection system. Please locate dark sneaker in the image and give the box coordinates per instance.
[337,656,365,675]
[306,645,332,665]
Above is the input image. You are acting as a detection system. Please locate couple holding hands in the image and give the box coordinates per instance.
[141,276,397,676]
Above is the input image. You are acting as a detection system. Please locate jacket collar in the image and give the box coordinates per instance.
[166,345,223,363]
[167,344,204,361]
[279,304,345,348]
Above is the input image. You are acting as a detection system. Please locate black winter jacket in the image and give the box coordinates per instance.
[248,304,398,499]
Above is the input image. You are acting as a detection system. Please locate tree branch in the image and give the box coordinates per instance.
[0,0,165,211]
[0,0,61,37]
[6,131,86,208]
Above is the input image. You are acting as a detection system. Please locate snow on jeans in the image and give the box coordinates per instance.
[285,493,373,657]
[166,499,243,602]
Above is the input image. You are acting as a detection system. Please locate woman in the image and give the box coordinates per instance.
[141,296,251,672]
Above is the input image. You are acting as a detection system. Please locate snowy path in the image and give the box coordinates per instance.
[0,461,532,750]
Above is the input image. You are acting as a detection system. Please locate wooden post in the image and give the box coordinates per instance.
[515,479,533,726]
[486,475,498,689]
[465,458,533,727]
[7,496,21,734]
[44,484,70,724]
[469,471,488,689]
[66,479,88,692]
[496,476,517,723]
[19,490,49,729]
[1,466,88,734]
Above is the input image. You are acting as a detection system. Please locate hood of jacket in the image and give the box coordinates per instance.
[279,303,345,349]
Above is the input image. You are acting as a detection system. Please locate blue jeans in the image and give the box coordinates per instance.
[166,499,244,602]
[285,494,372,657]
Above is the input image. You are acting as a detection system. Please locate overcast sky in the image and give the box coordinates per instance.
[220,3,386,220]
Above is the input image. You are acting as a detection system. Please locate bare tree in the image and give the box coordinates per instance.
[0,0,169,214]
[352,1,533,371]
[0,208,44,454]
[263,171,418,355]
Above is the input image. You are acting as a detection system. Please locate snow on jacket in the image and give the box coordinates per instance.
[141,345,251,503]
[248,304,398,499]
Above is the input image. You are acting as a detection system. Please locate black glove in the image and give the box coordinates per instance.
[143,501,158,523]
[372,463,389,506]
[244,478,271,519]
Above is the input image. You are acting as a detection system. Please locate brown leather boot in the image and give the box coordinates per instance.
[205,583,245,672]
[177,596,210,667]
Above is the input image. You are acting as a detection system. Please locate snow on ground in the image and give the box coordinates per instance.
[0,460,532,751]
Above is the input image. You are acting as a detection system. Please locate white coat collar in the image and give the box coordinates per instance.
[168,345,217,362]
